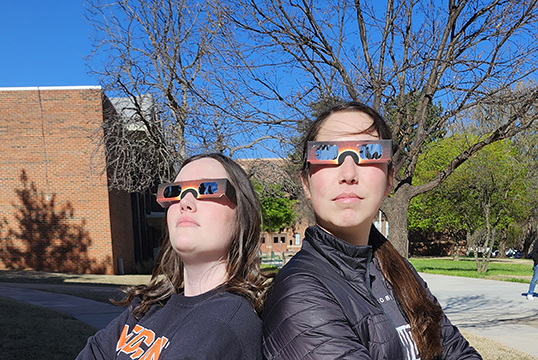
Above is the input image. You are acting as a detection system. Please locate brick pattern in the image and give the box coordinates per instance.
[0,88,116,274]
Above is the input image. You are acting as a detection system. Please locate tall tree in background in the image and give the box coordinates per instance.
[86,0,295,192]
[410,135,530,271]
[448,139,529,273]
[407,135,470,254]
[86,0,207,191]
[221,0,538,256]
[88,0,538,256]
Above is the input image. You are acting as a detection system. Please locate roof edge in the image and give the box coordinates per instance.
[0,85,102,91]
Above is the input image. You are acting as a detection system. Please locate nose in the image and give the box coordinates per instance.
[338,155,358,184]
[179,192,197,212]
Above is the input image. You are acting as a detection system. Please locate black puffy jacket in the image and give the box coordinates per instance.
[262,225,482,360]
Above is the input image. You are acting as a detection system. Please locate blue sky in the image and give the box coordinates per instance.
[0,1,99,87]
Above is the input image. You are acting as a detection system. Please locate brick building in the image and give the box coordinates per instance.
[0,86,309,274]
[0,86,160,275]
[0,86,393,274]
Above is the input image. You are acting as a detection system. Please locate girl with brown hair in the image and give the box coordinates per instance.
[262,102,481,360]
[77,153,268,360]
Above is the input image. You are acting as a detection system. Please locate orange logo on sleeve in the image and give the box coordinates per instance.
[116,324,169,360]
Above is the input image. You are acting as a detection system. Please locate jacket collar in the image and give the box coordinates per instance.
[303,224,387,282]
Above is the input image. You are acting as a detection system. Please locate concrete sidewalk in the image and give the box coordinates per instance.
[1,274,538,356]
[421,273,538,357]
[0,282,125,330]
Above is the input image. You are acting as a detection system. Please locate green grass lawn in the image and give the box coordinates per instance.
[409,257,534,283]
[0,296,97,360]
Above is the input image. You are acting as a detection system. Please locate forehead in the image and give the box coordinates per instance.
[175,158,228,182]
[316,111,379,141]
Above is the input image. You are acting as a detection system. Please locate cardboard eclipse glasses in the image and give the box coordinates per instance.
[156,178,236,208]
[307,140,392,165]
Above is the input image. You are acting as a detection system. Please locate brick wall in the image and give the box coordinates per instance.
[0,87,116,274]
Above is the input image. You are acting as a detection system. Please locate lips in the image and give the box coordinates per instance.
[333,193,362,203]
[176,216,199,227]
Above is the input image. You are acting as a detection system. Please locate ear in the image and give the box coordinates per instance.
[384,166,395,197]
[301,173,311,200]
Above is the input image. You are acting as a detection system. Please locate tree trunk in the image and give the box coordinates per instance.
[453,242,460,261]
[497,235,507,259]
[522,223,538,257]
[381,186,413,258]
[477,205,494,273]
[474,247,480,270]
[450,229,461,261]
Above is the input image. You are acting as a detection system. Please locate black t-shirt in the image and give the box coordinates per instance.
[76,288,262,360]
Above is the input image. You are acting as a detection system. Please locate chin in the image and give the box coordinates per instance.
[334,216,369,228]
[171,239,196,254]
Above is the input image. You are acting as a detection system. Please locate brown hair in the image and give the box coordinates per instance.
[301,101,443,360]
[116,153,269,317]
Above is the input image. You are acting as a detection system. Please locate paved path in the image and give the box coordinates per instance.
[421,273,538,357]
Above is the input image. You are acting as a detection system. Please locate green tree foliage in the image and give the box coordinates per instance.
[253,181,296,233]
[512,126,538,255]
[409,135,478,233]
[409,135,530,272]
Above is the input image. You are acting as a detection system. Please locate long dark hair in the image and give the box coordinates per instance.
[300,102,443,360]
[116,153,269,317]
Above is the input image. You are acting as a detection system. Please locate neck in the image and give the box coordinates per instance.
[318,223,371,246]
[183,260,228,297]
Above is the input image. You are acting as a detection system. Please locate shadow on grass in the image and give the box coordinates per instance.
[0,296,96,360]
[419,266,478,272]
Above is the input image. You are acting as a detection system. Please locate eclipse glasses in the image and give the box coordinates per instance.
[156,178,236,208]
[307,140,392,165]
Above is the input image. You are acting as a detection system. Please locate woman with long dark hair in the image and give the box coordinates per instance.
[262,102,481,360]
[77,153,268,360]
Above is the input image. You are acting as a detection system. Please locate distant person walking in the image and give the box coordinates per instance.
[528,238,538,300]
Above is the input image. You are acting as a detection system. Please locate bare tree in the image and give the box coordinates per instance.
[86,0,294,192]
[220,0,538,256]
[86,0,208,190]
[87,0,538,256]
